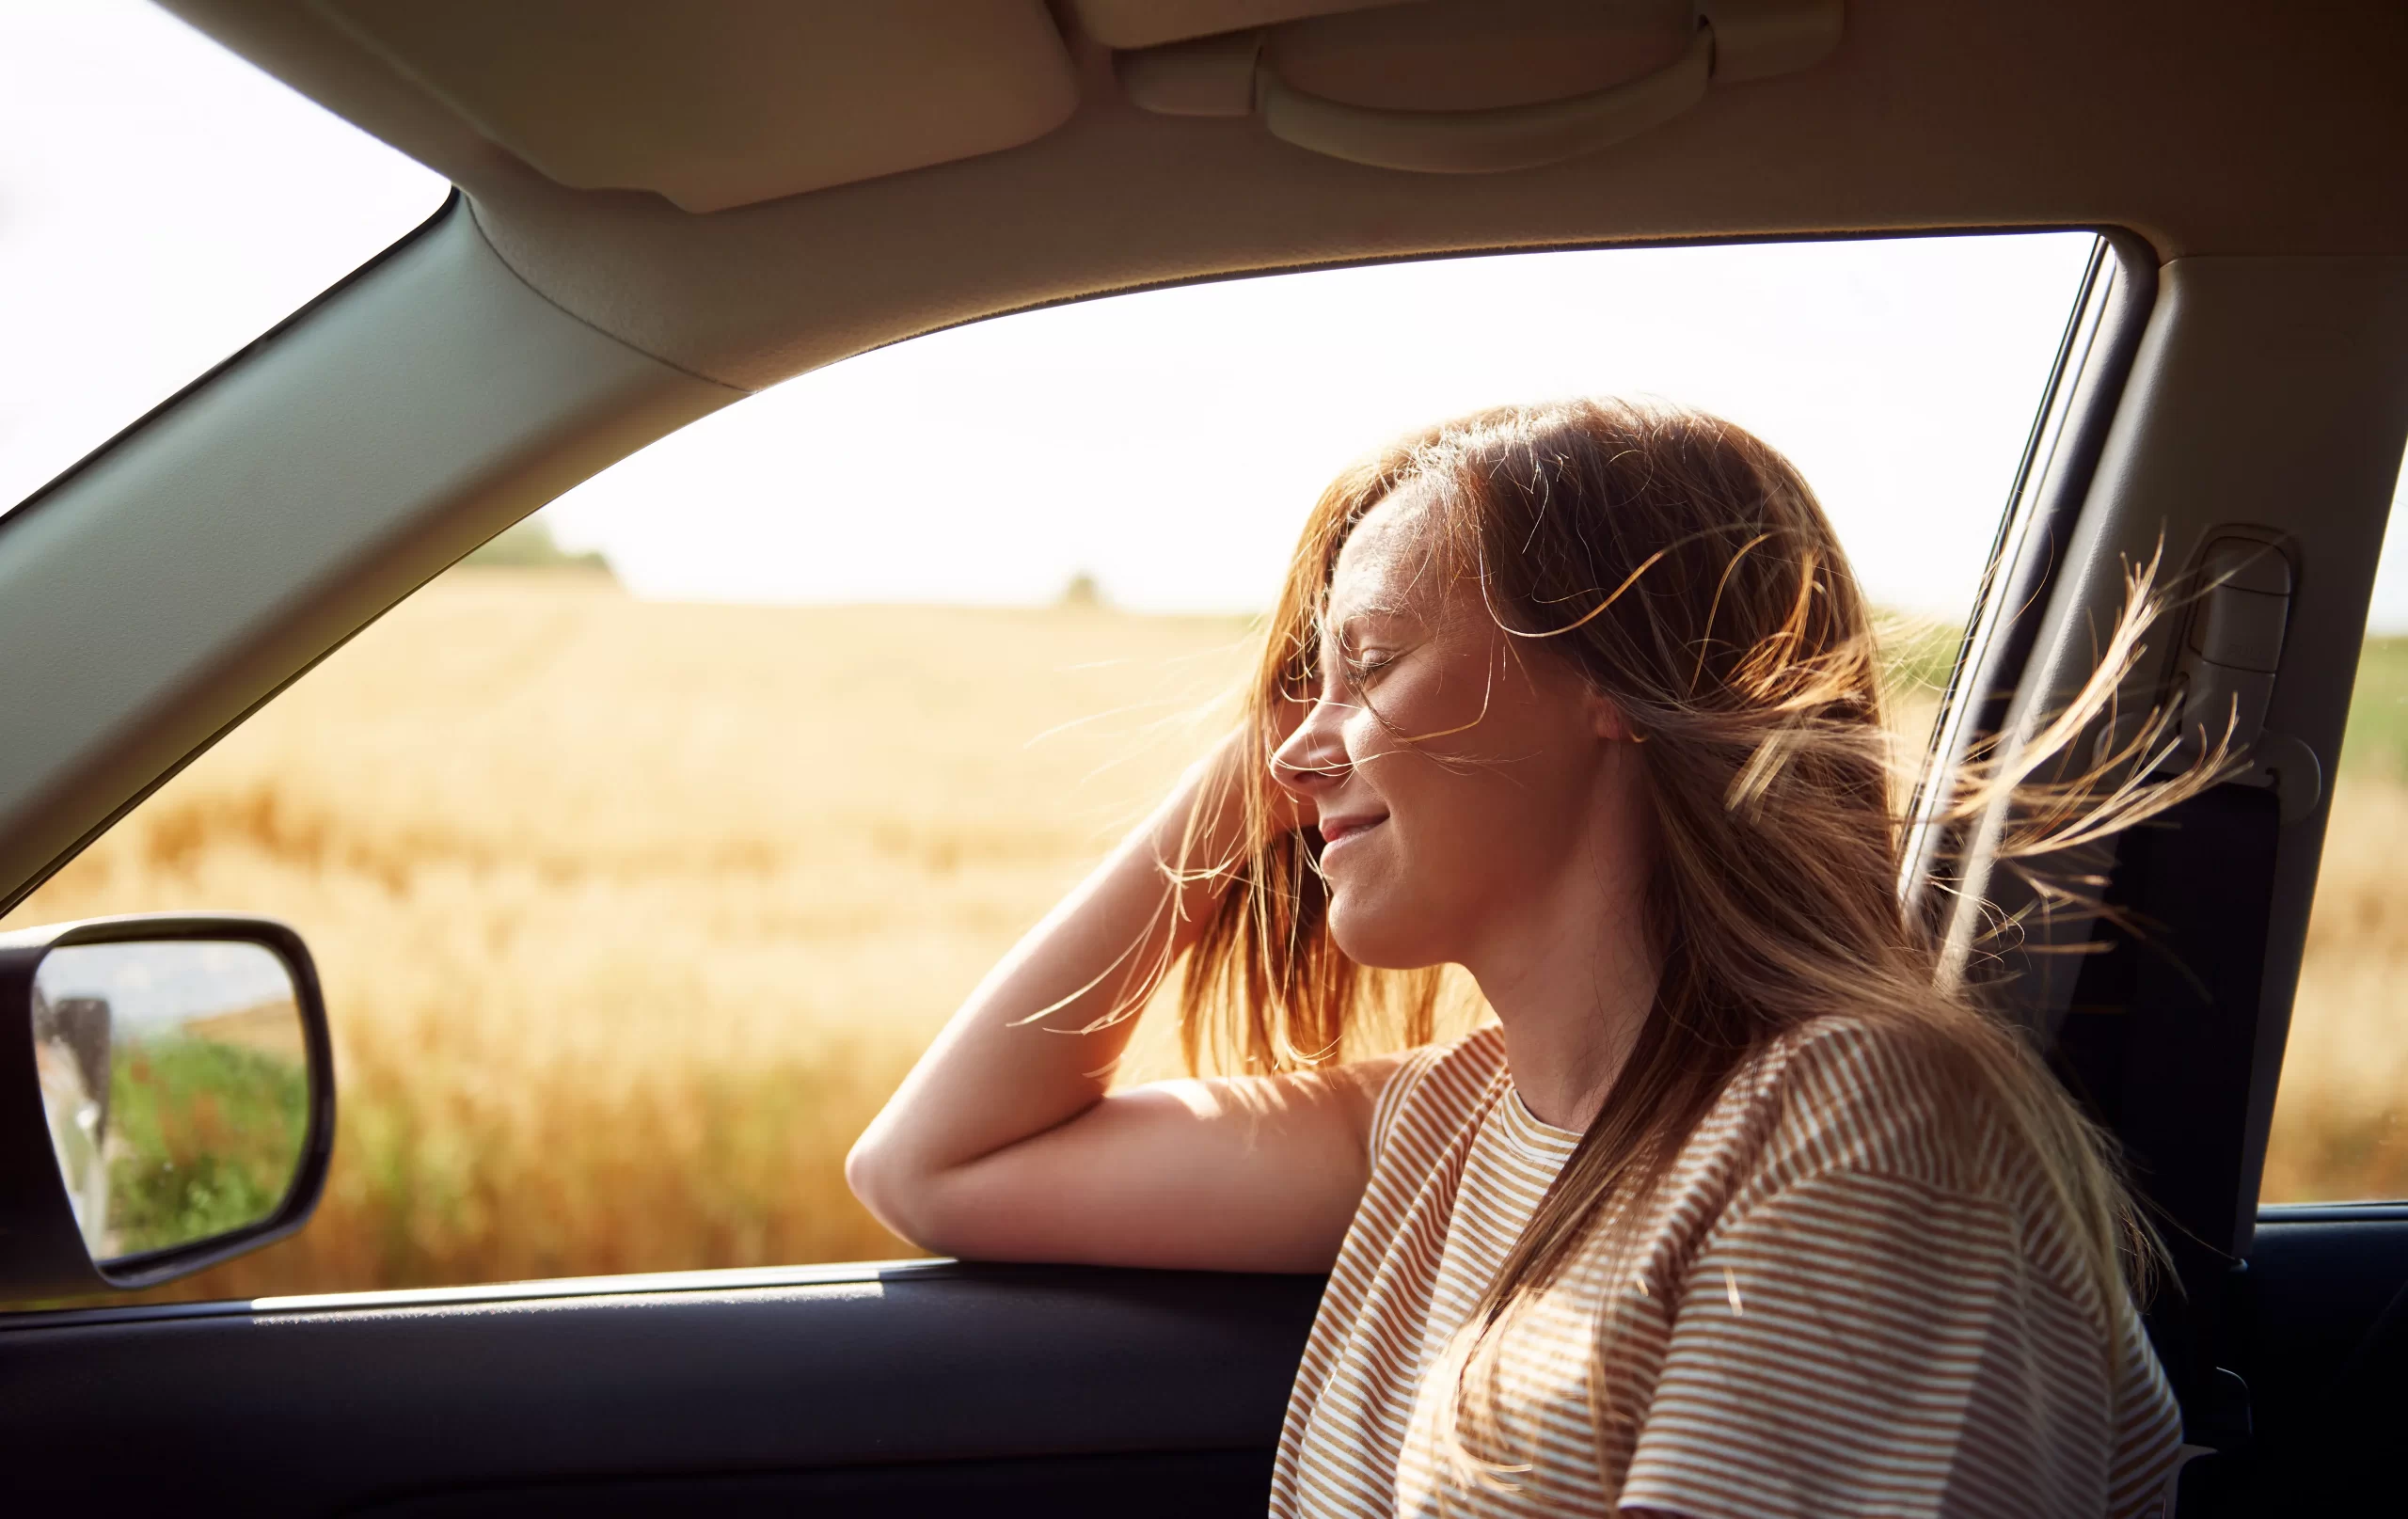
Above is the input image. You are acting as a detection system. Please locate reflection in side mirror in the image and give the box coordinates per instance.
[33,941,309,1264]
[2,916,333,1298]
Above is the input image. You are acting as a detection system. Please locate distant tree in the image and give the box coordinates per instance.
[1057,570,1105,609]
[464,520,613,575]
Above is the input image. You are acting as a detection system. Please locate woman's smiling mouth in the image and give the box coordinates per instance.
[1318,813,1387,853]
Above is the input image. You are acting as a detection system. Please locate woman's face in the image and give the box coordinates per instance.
[1271,489,1653,973]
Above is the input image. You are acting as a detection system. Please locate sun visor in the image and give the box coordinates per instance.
[317,0,1080,214]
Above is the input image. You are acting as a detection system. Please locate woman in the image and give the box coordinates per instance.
[848,400,2189,1517]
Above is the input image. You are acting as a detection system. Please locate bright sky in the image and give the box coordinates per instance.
[0,1,446,508]
[545,235,2091,619]
[7,0,2406,626]
[38,940,295,1034]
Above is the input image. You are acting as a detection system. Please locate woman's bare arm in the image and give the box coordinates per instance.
[847,738,1402,1272]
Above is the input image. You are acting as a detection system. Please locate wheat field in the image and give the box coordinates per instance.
[4,569,2400,1304]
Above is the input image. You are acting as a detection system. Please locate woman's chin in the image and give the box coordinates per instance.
[1327,895,1443,972]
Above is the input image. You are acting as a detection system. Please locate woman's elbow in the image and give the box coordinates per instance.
[844,1133,913,1234]
[845,1133,955,1254]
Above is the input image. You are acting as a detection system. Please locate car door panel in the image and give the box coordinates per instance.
[0,1264,1323,1516]
[2232,1209,2408,1503]
[348,1450,1277,1519]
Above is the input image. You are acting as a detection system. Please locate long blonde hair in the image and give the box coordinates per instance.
[1178,398,2208,1456]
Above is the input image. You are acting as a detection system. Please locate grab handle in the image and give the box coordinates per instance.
[1256,22,1714,174]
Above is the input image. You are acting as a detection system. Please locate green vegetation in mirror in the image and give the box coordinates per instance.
[103,1024,308,1256]
[32,941,309,1261]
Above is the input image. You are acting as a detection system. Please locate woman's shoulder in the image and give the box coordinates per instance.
[1707,1011,2016,1196]
[1367,1023,1510,1167]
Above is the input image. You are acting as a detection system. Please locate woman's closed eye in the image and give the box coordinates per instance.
[1342,648,1397,687]
[1332,625,1412,683]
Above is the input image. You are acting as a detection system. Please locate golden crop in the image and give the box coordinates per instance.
[4,570,2395,1304]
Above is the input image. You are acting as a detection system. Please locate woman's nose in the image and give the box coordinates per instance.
[1272,698,1349,799]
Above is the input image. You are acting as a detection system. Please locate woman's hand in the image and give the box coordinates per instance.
[845,720,1393,1273]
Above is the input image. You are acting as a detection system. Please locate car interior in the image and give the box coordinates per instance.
[1,1,2404,1513]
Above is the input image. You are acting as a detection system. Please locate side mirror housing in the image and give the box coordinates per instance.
[0,914,335,1299]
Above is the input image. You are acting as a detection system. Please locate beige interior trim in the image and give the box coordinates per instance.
[1069,0,1396,53]
[318,0,1080,214]
[1252,21,1715,174]
[155,0,2408,395]
[1953,255,2408,1068]
[0,203,736,911]
[1117,0,1842,176]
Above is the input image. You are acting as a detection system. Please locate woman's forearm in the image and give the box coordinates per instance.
[846,744,1249,1241]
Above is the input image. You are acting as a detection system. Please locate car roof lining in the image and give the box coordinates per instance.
[157,0,2408,391]
[317,0,1083,215]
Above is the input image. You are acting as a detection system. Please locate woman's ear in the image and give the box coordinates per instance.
[1586,688,1641,744]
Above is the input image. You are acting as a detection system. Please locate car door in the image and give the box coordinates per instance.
[7,4,2408,1516]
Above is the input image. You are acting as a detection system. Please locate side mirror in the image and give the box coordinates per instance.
[0,915,334,1299]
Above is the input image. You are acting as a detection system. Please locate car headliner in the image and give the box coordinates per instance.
[159,0,2408,392]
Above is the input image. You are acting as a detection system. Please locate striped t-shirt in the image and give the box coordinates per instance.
[1268,1019,2185,1518]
